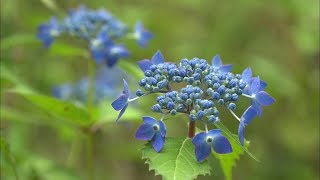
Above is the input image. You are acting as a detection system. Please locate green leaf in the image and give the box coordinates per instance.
[1,34,38,50]
[0,137,19,180]
[142,137,211,180]
[213,134,249,180]
[48,42,87,58]
[11,87,92,126]
[214,121,259,161]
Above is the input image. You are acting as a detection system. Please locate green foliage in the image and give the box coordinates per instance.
[213,134,249,180]
[142,137,211,180]
[0,137,19,180]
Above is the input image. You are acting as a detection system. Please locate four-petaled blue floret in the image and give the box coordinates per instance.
[111,79,130,122]
[135,116,166,152]
[37,6,152,67]
[112,50,275,162]
[192,129,232,162]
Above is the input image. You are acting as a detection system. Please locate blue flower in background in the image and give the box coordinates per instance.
[90,31,129,66]
[211,55,233,72]
[37,17,61,48]
[111,79,130,122]
[53,66,127,103]
[38,6,152,66]
[238,106,257,146]
[245,77,275,116]
[135,116,166,152]
[192,129,232,162]
[137,50,165,72]
[133,21,153,48]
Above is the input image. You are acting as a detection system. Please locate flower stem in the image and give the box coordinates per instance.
[188,121,195,138]
[86,134,94,180]
[87,59,95,110]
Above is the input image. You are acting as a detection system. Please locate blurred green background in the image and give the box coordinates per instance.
[1,0,319,180]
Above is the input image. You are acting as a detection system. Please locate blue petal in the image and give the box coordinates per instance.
[256,91,275,106]
[115,103,128,122]
[137,31,153,48]
[212,135,232,154]
[192,132,207,147]
[259,79,267,91]
[249,77,261,94]
[106,56,118,67]
[137,59,153,72]
[207,129,222,138]
[90,48,105,64]
[242,67,252,83]
[212,55,222,67]
[238,121,246,146]
[134,21,143,31]
[241,106,257,125]
[194,142,211,162]
[219,64,233,72]
[142,116,157,125]
[251,100,263,116]
[158,120,166,137]
[151,50,165,64]
[122,79,129,96]
[135,123,155,140]
[111,94,128,111]
[152,132,165,152]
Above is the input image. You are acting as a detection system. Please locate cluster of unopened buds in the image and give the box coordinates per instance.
[112,51,275,162]
[37,6,152,67]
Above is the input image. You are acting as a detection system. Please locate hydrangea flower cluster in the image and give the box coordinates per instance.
[37,6,152,67]
[53,67,128,103]
[112,51,275,162]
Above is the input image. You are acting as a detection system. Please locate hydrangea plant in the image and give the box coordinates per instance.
[37,6,152,67]
[112,50,275,179]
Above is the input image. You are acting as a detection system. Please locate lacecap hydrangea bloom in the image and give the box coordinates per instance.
[112,51,275,162]
[37,6,152,67]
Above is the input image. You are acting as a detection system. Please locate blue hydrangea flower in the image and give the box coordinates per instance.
[245,77,275,116]
[192,129,232,162]
[133,21,153,48]
[38,6,152,67]
[135,116,166,152]
[112,79,130,122]
[37,17,61,48]
[137,50,165,72]
[238,106,257,146]
[211,55,233,72]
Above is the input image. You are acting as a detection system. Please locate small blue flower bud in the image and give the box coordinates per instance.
[207,88,213,95]
[213,83,220,89]
[188,77,194,84]
[153,86,159,92]
[208,115,217,123]
[144,70,152,77]
[186,99,192,105]
[224,93,231,101]
[152,104,162,112]
[231,93,238,101]
[193,73,201,80]
[197,110,205,119]
[217,85,226,94]
[239,81,246,89]
[136,89,144,96]
[176,104,186,112]
[228,103,236,110]
[218,99,224,105]
[150,65,157,71]
[139,79,146,86]
[189,114,197,121]
[212,92,220,100]
[170,109,177,115]
[167,102,175,110]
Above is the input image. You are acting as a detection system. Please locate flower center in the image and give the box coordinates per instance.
[153,125,159,131]
[206,136,213,143]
